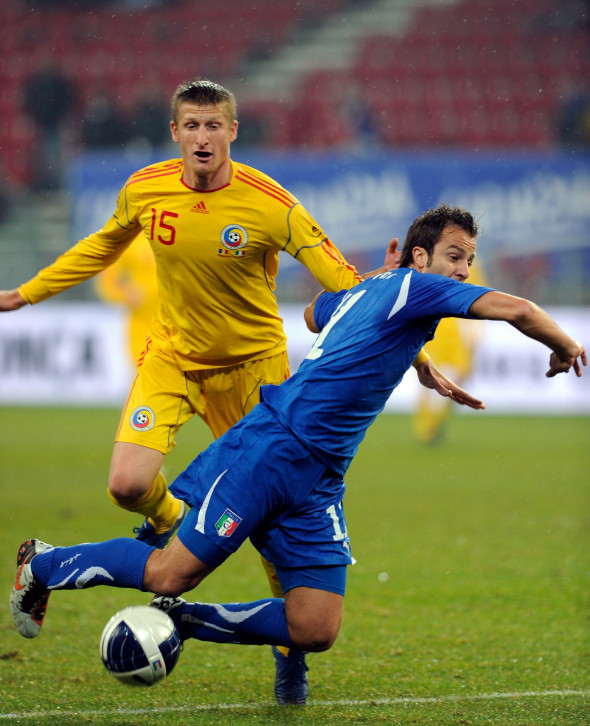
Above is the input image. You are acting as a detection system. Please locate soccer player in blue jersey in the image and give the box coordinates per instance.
[11,205,586,698]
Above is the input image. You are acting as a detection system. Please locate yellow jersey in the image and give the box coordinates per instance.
[19,159,362,370]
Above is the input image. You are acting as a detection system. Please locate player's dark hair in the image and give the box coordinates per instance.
[399,204,478,267]
[171,79,237,123]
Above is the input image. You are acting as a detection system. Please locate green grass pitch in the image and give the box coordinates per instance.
[0,406,588,725]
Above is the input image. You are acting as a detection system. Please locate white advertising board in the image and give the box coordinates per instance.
[0,303,588,414]
[0,303,133,405]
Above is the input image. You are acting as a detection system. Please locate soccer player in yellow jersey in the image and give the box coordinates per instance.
[94,236,158,364]
[0,79,482,704]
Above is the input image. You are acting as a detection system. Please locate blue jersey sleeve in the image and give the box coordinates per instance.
[407,273,494,320]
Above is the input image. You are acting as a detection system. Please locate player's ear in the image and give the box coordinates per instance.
[412,246,428,272]
[170,120,179,143]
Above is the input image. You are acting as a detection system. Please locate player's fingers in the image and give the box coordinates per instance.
[451,389,485,409]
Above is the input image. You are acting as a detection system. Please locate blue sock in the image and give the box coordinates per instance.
[31,538,154,591]
[173,598,293,647]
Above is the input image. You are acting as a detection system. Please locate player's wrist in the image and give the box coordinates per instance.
[412,349,430,368]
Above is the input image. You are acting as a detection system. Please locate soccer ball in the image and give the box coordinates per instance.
[100,605,181,686]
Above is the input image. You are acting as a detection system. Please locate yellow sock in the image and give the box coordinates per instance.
[261,555,290,656]
[107,472,182,534]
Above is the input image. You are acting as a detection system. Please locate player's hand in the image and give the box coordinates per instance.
[0,289,27,311]
[384,238,401,270]
[546,342,586,378]
[415,359,485,410]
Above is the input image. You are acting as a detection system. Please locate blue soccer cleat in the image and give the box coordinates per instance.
[133,501,187,549]
[272,646,309,705]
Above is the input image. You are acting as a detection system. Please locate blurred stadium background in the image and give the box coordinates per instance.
[0,0,588,410]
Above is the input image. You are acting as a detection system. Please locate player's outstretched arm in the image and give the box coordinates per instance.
[414,358,485,410]
[468,291,586,378]
[0,289,27,311]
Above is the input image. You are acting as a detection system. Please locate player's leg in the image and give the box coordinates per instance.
[11,534,339,654]
[10,536,152,638]
[108,441,163,504]
[109,342,194,546]
[284,586,343,651]
[269,562,348,705]
[149,574,343,705]
[12,460,233,641]
[151,579,343,652]
[108,442,187,545]
[9,532,216,639]
[256,461,350,706]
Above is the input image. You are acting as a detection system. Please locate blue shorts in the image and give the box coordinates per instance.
[171,403,352,594]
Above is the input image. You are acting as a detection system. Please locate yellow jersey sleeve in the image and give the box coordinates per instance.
[281,203,362,292]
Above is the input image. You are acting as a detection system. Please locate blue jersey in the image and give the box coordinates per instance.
[261,268,493,475]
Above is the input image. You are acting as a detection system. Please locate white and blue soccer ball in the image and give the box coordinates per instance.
[100,605,181,686]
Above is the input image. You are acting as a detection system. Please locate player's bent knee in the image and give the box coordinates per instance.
[305,633,338,652]
[108,472,149,504]
[285,587,343,651]
[289,621,340,652]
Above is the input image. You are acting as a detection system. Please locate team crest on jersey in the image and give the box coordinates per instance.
[219,224,247,258]
[215,508,242,537]
[130,406,155,432]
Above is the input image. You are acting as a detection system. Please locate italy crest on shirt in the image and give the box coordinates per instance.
[215,508,242,537]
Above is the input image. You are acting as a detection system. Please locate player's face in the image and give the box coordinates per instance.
[170,102,238,190]
[424,225,476,281]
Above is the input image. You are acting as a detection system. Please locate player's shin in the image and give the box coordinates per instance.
[31,538,154,591]
[170,598,293,647]
[260,554,295,657]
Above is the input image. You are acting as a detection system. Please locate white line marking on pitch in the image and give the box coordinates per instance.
[0,689,588,720]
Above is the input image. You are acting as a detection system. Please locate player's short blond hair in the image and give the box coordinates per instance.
[170,79,237,124]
